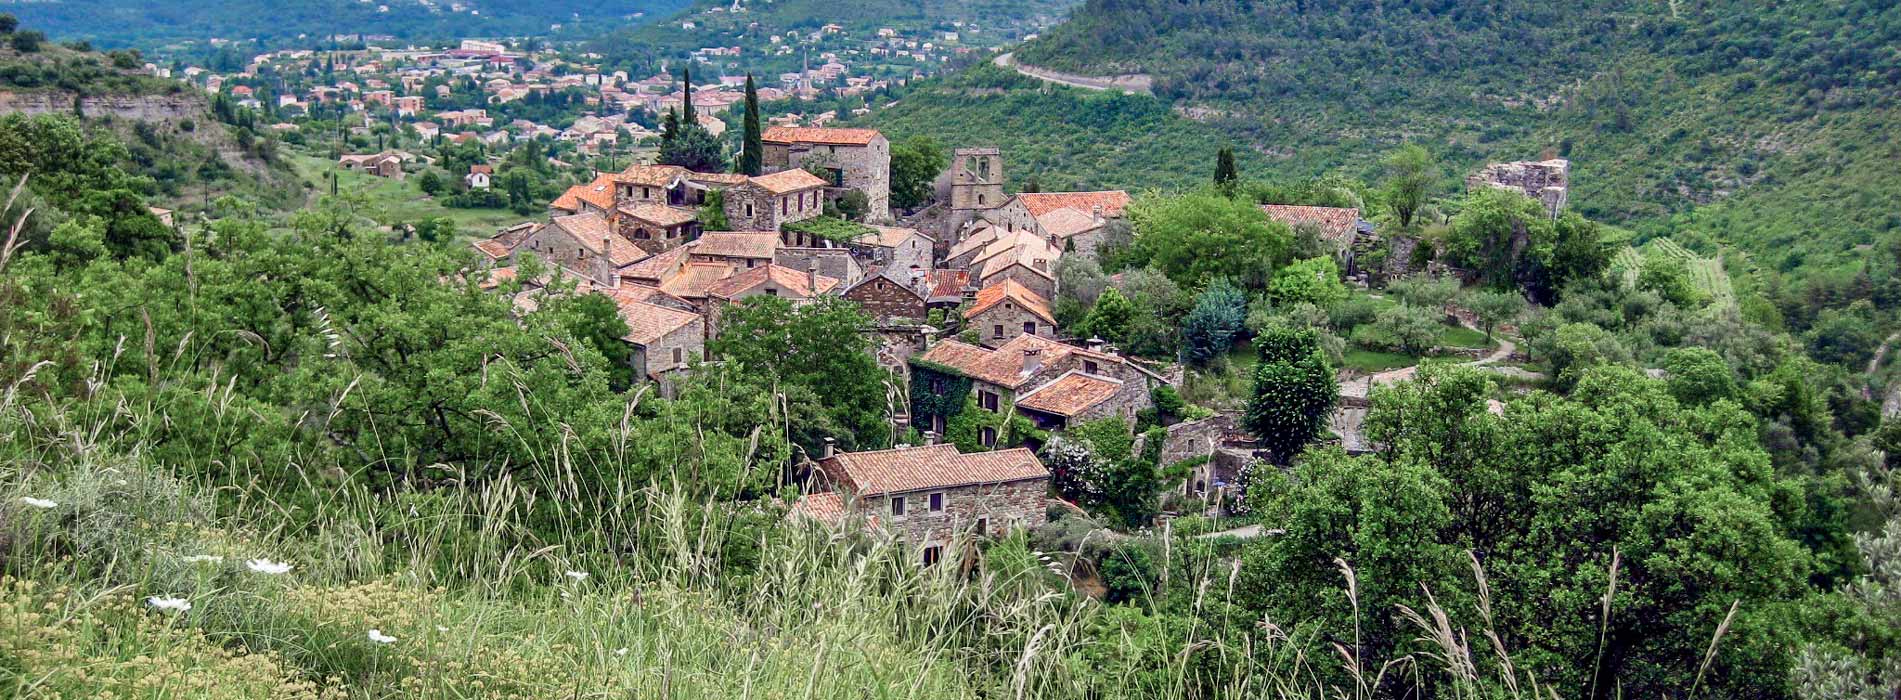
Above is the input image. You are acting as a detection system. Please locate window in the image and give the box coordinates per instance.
[980,391,999,412]
[642,186,651,199]
[980,427,997,447]
[975,517,988,536]
[977,193,986,206]
[890,496,906,517]
[744,202,755,218]
[672,347,683,364]
[992,324,1004,339]
[922,545,943,566]
[928,492,944,512]
[764,288,778,297]
[781,197,788,216]
[1023,322,1037,335]
[1083,360,1099,374]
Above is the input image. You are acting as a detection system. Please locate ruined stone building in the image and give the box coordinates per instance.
[1468,158,1570,219]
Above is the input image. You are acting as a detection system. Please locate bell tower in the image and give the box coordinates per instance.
[950,147,1004,212]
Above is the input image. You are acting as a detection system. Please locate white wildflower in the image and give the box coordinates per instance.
[146,596,192,612]
[19,497,56,509]
[367,629,397,644]
[181,555,224,564]
[245,558,293,575]
[613,647,628,656]
[564,570,589,581]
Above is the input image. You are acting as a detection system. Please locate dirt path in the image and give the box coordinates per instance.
[992,52,1153,95]
[1369,332,1524,388]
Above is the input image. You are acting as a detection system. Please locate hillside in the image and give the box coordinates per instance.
[4,0,691,49]
[883,0,1900,281]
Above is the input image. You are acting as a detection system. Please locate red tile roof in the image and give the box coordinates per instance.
[546,212,645,267]
[927,269,972,301]
[619,245,690,283]
[748,168,829,195]
[615,164,688,187]
[1259,204,1361,243]
[762,126,883,146]
[917,335,1119,389]
[660,261,738,300]
[1015,371,1123,417]
[1014,191,1130,218]
[605,288,702,345]
[691,232,780,260]
[820,444,1048,497]
[471,237,511,260]
[788,491,848,526]
[618,202,699,227]
[705,263,840,299]
[964,279,1054,324]
[551,172,617,212]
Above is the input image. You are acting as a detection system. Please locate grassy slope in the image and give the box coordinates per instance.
[286,152,538,234]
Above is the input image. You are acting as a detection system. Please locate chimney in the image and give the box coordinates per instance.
[1086,336,1106,352]
[821,437,836,459]
[923,430,938,445]
[1092,204,1104,222]
[807,259,821,296]
[1022,347,1042,376]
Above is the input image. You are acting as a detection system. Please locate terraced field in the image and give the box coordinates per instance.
[1613,238,1734,308]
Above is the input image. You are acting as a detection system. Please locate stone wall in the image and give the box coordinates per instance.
[772,138,891,222]
[722,185,822,232]
[968,302,1052,347]
[846,277,929,323]
[1468,158,1569,219]
[980,265,1057,301]
[862,477,1049,549]
[0,91,203,121]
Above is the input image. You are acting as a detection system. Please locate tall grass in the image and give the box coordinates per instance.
[0,355,1743,699]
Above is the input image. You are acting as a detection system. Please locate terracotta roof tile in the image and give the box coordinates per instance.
[691,232,781,259]
[856,225,928,248]
[928,269,972,301]
[551,172,618,212]
[1015,371,1123,417]
[821,444,1047,497]
[614,164,688,187]
[471,238,511,259]
[687,172,750,186]
[1259,204,1361,243]
[762,126,883,146]
[917,335,1121,389]
[549,212,645,266]
[660,261,737,299]
[788,491,847,526]
[706,263,840,299]
[620,245,689,283]
[1036,207,1101,239]
[617,202,699,227]
[605,288,702,345]
[748,168,829,195]
[964,279,1054,324]
[1014,191,1130,218]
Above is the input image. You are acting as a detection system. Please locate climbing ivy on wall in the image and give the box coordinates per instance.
[908,359,973,425]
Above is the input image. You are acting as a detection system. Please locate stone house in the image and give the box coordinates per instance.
[614,202,702,254]
[849,225,933,273]
[465,164,492,190]
[843,268,931,323]
[703,263,843,339]
[963,280,1055,347]
[607,286,705,392]
[793,443,1050,563]
[981,191,1130,248]
[762,126,892,222]
[776,247,864,288]
[1468,158,1569,219]
[723,169,829,232]
[911,334,1165,443]
[506,212,645,286]
[971,242,1060,301]
[549,172,620,215]
[1260,204,1367,273]
[688,232,780,269]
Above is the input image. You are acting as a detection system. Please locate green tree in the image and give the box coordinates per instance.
[1463,288,1525,342]
[1373,303,1442,356]
[1661,346,1738,406]
[658,109,724,173]
[1268,256,1348,307]
[1386,273,1459,311]
[888,135,947,210]
[737,74,763,176]
[1213,147,1238,192]
[1080,287,1137,346]
[1181,278,1248,366]
[1129,190,1289,289]
[1244,325,1338,463]
[1546,321,1629,389]
[1637,254,1705,308]
[1445,187,1555,292]
[1382,143,1433,229]
[708,295,892,451]
[416,170,445,196]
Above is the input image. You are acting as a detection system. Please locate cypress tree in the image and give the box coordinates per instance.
[739,74,763,176]
[681,66,695,126]
[1214,147,1238,189]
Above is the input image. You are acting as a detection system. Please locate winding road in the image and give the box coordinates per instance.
[992,52,1153,95]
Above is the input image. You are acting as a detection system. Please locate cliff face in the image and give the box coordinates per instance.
[0,91,205,122]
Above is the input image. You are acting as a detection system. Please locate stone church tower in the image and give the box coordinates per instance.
[951,147,1004,211]
[946,147,1005,245]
